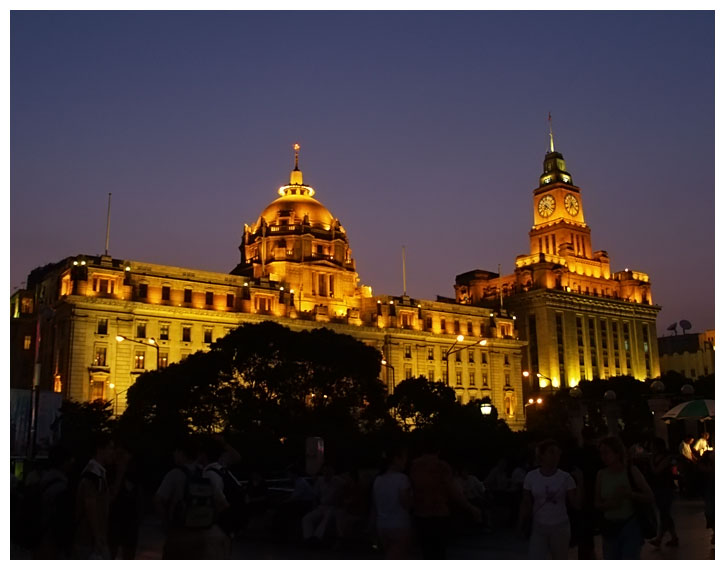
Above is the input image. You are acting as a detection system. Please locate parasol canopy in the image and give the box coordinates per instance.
[661,399,714,420]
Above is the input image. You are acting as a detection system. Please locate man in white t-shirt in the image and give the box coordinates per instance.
[373,448,413,559]
[518,440,579,560]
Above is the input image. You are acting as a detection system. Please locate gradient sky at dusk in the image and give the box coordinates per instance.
[10,10,714,335]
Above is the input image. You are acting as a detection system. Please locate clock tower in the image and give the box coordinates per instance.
[529,141,592,259]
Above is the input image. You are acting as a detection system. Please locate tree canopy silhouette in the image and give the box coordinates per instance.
[119,322,388,458]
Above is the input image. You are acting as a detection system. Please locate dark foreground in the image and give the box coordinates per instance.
[127,497,713,560]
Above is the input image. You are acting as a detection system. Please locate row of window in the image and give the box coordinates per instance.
[403,344,510,366]
[137,284,235,307]
[95,318,228,344]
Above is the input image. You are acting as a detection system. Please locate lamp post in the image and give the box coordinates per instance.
[524,396,544,426]
[115,335,160,369]
[603,389,620,436]
[648,380,670,447]
[444,336,487,387]
[480,398,493,416]
[381,359,396,395]
[535,372,558,390]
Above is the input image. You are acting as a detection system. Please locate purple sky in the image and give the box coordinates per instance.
[10,11,714,336]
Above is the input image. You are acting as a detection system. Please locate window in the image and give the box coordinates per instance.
[97,318,108,335]
[138,283,148,299]
[481,352,487,365]
[428,368,435,380]
[23,335,32,350]
[159,324,170,341]
[401,313,412,328]
[136,323,146,339]
[205,292,214,305]
[93,346,107,366]
[162,286,171,301]
[204,328,213,344]
[504,354,510,366]
[455,351,461,362]
[134,351,145,370]
[505,373,511,386]
[427,347,434,360]
[90,379,105,401]
[404,366,413,379]
[467,321,473,335]
[456,371,462,386]
[425,317,432,330]
[182,326,191,342]
[53,374,62,393]
[454,320,460,334]
[227,294,234,308]
[159,352,169,368]
[255,296,272,312]
[482,372,488,386]
[469,372,476,386]
[440,319,446,333]
[184,289,192,303]
[468,349,474,363]
[404,345,412,358]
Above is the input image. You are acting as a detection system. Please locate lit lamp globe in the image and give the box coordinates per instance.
[681,384,695,396]
[650,380,665,393]
[480,402,493,416]
[603,390,617,401]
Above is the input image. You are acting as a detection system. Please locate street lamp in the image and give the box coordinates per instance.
[115,335,161,369]
[480,400,493,416]
[536,372,559,389]
[444,336,487,387]
[381,358,396,394]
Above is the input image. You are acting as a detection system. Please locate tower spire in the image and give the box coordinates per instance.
[289,142,303,185]
[548,112,555,153]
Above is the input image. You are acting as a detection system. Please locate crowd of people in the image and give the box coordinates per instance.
[10,428,715,560]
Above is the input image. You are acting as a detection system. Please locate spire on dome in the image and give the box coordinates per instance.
[290,142,303,185]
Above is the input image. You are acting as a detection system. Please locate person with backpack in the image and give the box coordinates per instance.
[201,435,244,536]
[154,435,230,559]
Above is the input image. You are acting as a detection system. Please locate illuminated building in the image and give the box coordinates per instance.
[454,133,660,393]
[11,145,527,429]
[658,329,714,380]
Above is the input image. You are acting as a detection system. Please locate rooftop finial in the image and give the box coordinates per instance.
[548,112,555,153]
[289,142,304,185]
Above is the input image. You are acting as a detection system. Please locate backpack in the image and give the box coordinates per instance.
[205,465,244,507]
[204,465,246,533]
[171,465,216,529]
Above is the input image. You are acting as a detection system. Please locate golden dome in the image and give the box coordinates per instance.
[250,143,345,235]
[253,193,336,232]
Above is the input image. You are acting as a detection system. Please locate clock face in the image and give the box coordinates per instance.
[538,195,555,217]
[565,193,579,215]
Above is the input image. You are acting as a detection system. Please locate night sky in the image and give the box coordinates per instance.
[10,10,714,336]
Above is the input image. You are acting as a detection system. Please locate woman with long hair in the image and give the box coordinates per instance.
[595,436,654,559]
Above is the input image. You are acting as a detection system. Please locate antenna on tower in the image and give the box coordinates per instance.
[104,193,112,255]
[402,245,407,296]
[548,112,555,153]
